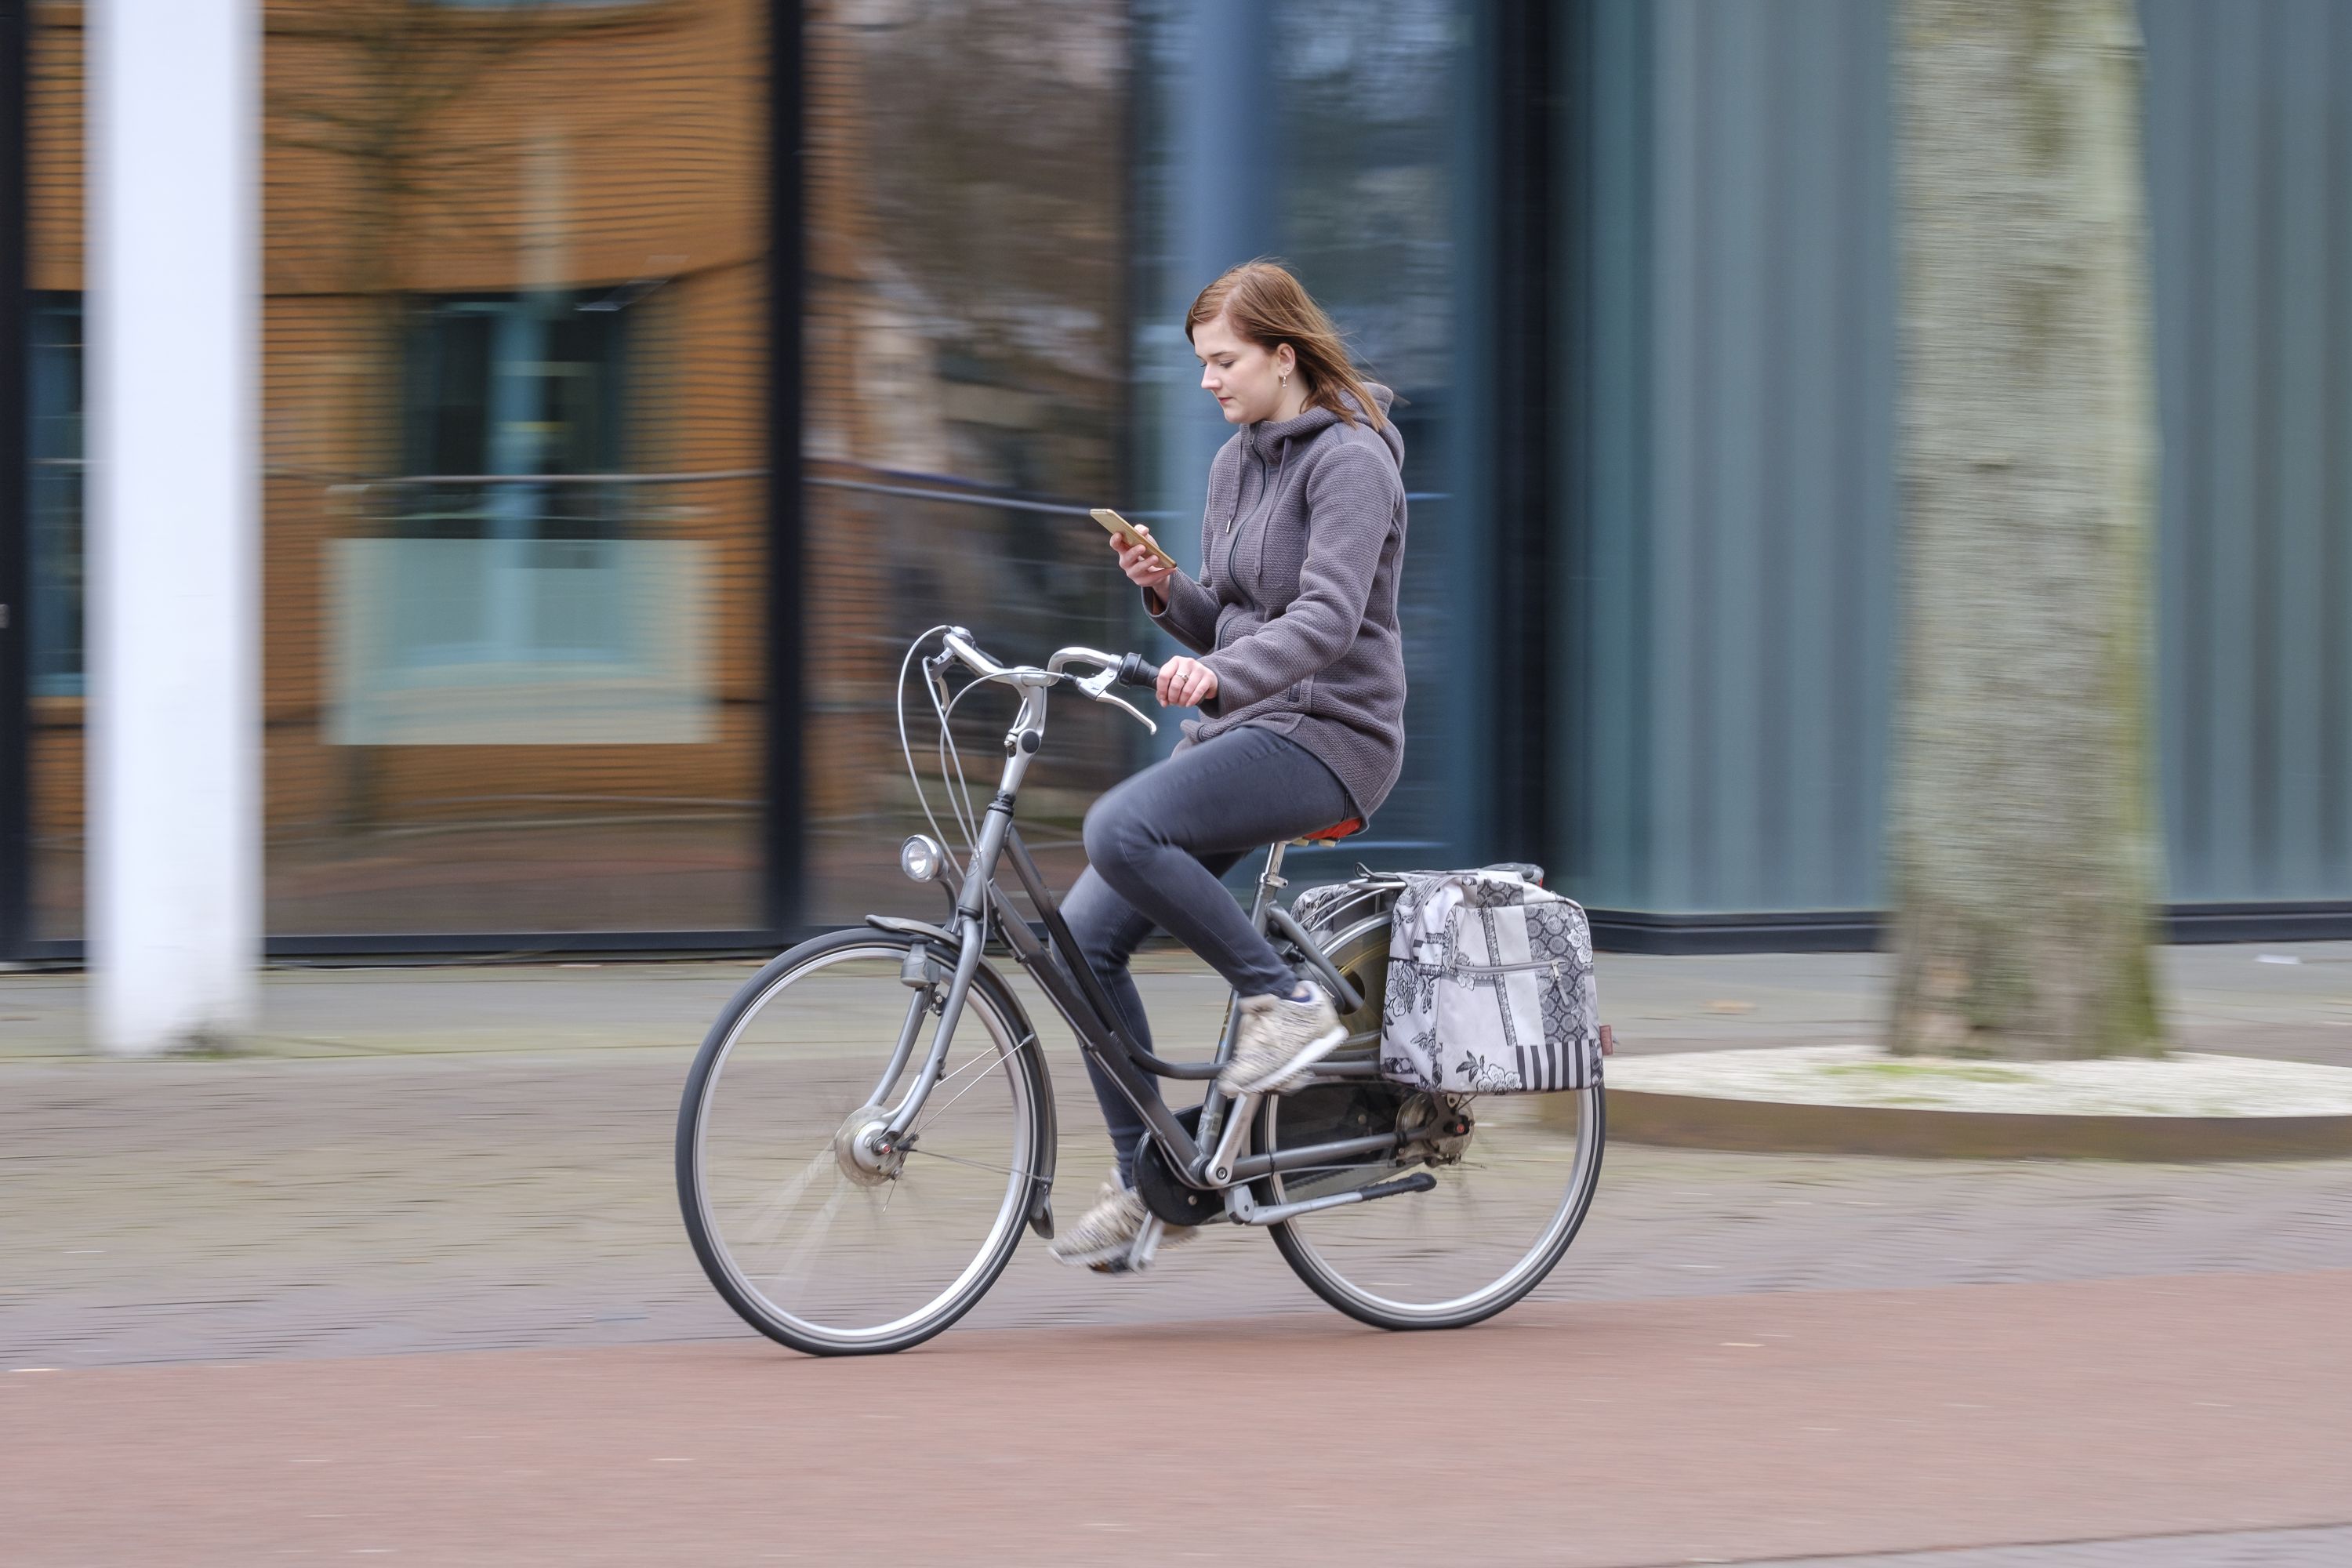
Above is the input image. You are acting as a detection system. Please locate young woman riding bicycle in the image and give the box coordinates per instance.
[677,261,1604,1354]
[1050,260,1411,1269]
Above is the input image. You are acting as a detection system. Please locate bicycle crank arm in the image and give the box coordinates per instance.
[1233,1171,1436,1228]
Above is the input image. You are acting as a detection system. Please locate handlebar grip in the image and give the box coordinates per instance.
[1115,653,1160,690]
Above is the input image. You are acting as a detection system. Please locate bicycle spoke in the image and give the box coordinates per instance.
[904,1146,1027,1179]
[909,1033,1037,1138]
[738,1147,837,1248]
[768,1181,850,1309]
[909,1055,1008,1134]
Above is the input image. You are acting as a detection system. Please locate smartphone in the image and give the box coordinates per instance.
[1091,507,1178,571]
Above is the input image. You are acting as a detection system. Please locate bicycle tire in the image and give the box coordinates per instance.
[1256,909,1607,1332]
[677,927,1050,1356]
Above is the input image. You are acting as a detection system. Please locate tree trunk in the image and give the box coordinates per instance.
[1889,0,2164,1059]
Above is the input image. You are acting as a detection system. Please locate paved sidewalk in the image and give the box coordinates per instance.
[9,949,2352,1368]
[8,978,2352,1368]
[8,938,2352,1062]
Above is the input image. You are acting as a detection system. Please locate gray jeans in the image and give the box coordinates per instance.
[1062,724,1352,1185]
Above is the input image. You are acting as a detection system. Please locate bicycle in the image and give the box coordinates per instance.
[675,626,1606,1356]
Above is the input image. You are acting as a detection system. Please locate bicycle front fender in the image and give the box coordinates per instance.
[968,951,1058,1241]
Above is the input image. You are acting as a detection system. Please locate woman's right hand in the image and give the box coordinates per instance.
[1109,525,1177,592]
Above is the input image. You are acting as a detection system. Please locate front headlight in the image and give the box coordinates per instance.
[899,834,946,884]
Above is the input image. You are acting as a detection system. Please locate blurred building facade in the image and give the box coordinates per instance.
[3,0,2350,963]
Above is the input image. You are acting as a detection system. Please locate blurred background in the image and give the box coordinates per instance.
[5,0,2349,959]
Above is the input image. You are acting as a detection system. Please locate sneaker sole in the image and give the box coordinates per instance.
[1221,1023,1351,1098]
[1050,1225,1198,1271]
[1051,1239,1138,1269]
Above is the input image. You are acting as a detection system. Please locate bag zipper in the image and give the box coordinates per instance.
[1408,942,1565,981]
[1430,949,1562,973]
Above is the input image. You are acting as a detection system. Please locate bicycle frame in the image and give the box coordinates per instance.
[868,638,1400,1218]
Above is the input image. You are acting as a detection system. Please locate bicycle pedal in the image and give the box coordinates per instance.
[1129,1215,1166,1269]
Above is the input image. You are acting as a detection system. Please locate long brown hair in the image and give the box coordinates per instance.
[1185,260,1386,431]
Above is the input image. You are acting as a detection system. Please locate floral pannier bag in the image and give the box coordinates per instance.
[1380,867,1603,1094]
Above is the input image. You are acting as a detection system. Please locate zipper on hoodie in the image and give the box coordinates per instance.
[1219,435,1287,586]
[1222,432,1250,538]
[1224,437,1254,535]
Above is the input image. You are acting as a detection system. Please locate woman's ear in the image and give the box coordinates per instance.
[1275,343,1297,377]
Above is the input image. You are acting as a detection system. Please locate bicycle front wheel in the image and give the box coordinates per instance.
[677,929,1047,1356]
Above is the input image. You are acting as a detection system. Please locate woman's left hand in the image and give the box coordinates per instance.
[1156,656,1219,709]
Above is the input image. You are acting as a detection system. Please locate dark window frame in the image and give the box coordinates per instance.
[1,0,31,960]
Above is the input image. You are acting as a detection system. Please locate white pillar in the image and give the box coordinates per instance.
[86,0,260,1053]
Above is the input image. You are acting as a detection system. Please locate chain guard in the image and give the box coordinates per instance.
[1134,1085,1467,1225]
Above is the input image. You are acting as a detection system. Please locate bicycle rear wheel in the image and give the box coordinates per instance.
[677,929,1047,1356]
[1255,911,1606,1331]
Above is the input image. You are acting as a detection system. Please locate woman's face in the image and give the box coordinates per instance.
[1194,311,1294,425]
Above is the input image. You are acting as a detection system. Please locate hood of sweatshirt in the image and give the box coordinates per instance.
[1242,382,1404,475]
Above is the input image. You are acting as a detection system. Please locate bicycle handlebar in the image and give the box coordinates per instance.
[933,630,1162,733]
[943,629,1160,691]
[938,628,1007,681]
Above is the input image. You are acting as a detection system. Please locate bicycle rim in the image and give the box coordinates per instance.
[680,934,1040,1355]
[1260,1082,1604,1331]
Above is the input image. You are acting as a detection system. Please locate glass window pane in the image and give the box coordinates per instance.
[1272,0,1483,868]
[260,0,770,935]
[800,2,1131,924]
[1131,0,1487,881]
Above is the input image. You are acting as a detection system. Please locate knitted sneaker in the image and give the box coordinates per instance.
[1047,1181,1195,1271]
[1217,983,1348,1098]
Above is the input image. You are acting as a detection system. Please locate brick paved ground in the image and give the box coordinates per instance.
[6,947,2351,1563]
[13,1276,2350,1565]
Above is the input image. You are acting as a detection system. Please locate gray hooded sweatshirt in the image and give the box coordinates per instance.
[1145,384,1409,822]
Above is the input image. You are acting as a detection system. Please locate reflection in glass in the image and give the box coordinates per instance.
[260,0,768,935]
[328,536,713,746]
[1272,0,1481,866]
[28,295,83,699]
[1130,0,1483,876]
[800,1,1131,924]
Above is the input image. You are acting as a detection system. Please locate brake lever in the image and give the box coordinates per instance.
[1076,669,1159,735]
[923,652,955,713]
